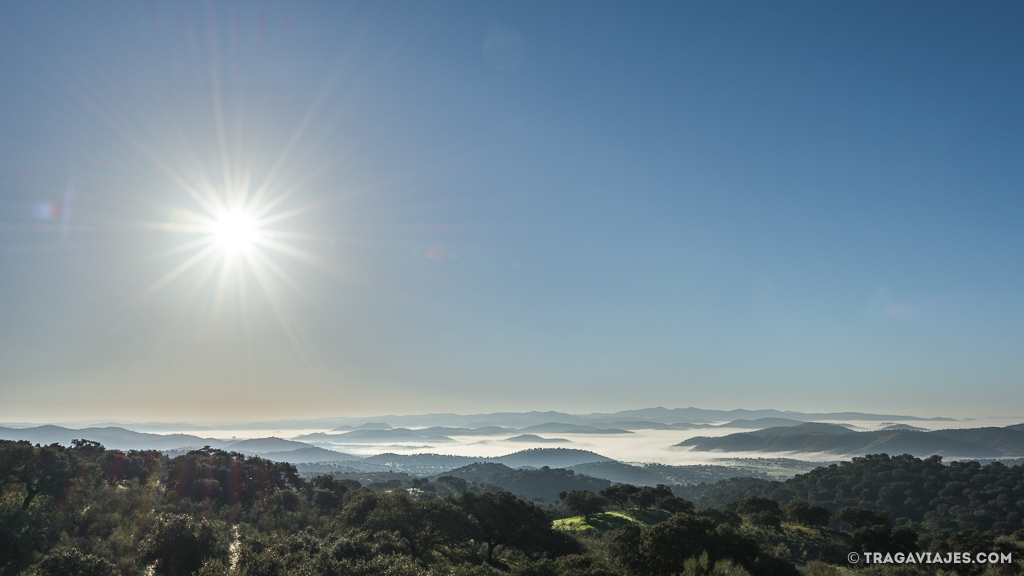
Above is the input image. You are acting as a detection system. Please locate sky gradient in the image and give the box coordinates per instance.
[1,1,1022,422]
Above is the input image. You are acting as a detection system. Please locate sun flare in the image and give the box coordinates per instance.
[135,174,344,371]
[212,211,258,254]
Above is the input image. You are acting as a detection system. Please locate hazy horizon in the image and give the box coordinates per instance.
[4,412,1023,468]
[3,2,1023,423]
[0,404,1005,427]
[6,407,1022,430]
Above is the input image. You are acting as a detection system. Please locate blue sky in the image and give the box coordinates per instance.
[1,1,1022,422]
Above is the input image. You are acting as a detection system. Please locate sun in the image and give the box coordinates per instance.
[211,211,258,254]
[137,189,329,368]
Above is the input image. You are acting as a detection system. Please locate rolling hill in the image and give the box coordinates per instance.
[261,447,359,463]
[225,437,312,454]
[506,434,569,443]
[554,508,673,532]
[440,461,610,502]
[717,418,806,429]
[679,423,1024,458]
[490,448,611,468]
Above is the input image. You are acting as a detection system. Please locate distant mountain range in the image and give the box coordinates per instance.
[7,413,1019,469]
[328,429,459,443]
[679,422,1024,458]
[415,426,512,436]
[0,427,364,463]
[25,406,954,433]
[331,422,392,432]
[0,425,231,451]
[517,423,631,434]
[716,418,807,429]
[10,418,1024,490]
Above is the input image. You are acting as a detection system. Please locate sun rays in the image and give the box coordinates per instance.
[131,173,340,371]
[105,97,345,372]
[211,211,258,254]
[55,5,414,386]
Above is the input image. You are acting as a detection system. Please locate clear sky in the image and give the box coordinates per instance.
[1,1,1022,422]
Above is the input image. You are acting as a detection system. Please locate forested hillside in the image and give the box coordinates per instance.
[678,454,1024,535]
[3,440,1024,576]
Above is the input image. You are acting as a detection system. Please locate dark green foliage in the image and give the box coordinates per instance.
[624,485,667,513]
[749,554,800,576]
[457,491,566,560]
[656,496,695,514]
[437,475,470,493]
[367,478,403,491]
[849,524,917,556]
[0,440,84,574]
[138,513,227,576]
[782,455,1024,533]
[610,513,762,575]
[834,506,890,530]
[600,485,638,510]
[800,561,844,576]
[728,497,781,516]
[443,463,610,503]
[728,497,783,528]
[747,511,782,528]
[7,440,1024,576]
[96,449,163,486]
[697,507,743,528]
[0,505,44,574]
[166,447,303,508]
[0,441,35,490]
[780,501,829,527]
[22,547,119,576]
[629,487,657,512]
[674,477,773,510]
[687,454,1024,535]
[551,554,619,576]
[342,491,477,560]
[678,552,752,576]
[512,554,619,576]
[235,529,367,576]
[627,485,677,513]
[559,490,607,523]
[8,442,73,509]
[308,474,359,511]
